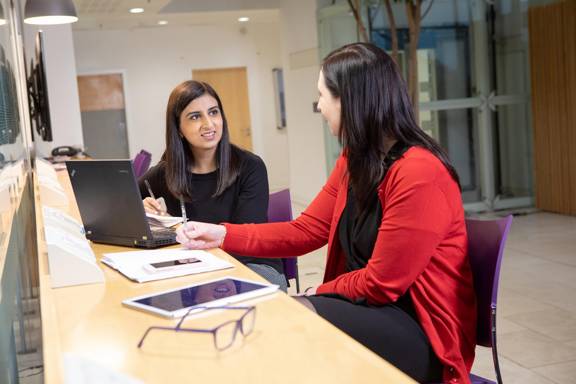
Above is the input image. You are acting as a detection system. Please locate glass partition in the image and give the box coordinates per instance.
[317,0,533,212]
[0,0,41,382]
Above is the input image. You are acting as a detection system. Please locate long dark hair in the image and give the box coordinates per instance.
[322,43,460,212]
[163,80,241,200]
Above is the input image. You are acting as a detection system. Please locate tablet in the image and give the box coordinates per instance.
[122,277,279,318]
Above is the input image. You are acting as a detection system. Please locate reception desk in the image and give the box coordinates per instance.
[37,169,415,383]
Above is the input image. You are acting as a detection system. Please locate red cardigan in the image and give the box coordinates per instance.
[222,147,476,383]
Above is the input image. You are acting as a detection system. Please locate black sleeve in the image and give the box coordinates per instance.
[230,153,269,224]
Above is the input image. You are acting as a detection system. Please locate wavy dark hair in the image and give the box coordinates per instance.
[162,80,241,200]
[322,43,460,212]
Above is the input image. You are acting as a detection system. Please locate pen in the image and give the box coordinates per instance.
[180,198,188,224]
[144,180,156,200]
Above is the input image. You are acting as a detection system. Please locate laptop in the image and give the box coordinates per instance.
[65,160,177,248]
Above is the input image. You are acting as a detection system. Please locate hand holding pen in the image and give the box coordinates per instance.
[142,180,168,216]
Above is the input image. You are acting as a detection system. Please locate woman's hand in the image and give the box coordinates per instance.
[143,197,167,216]
[176,221,227,250]
[304,286,317,296]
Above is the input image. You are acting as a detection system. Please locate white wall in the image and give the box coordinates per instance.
[279,0,327,205]
[24,25,84,158]
[73,22,290,190]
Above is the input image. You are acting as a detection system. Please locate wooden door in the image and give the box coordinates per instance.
[192,67,253,151]
[77,74,129,159]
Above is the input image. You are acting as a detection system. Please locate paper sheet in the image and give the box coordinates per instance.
[101,248,234,283]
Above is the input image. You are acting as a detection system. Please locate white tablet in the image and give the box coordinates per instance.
[122,277,279,318]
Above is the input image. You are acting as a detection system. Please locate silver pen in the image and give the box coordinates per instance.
[180,198,188,224]
[144,179,155,200]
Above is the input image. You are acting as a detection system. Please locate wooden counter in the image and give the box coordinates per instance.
[37,169,415,384]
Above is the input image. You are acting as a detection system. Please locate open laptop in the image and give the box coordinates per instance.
[65,160,177,248]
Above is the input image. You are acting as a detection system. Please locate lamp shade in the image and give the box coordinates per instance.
[24,0,78,25]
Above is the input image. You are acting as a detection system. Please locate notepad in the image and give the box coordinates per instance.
[101,249,234,283]
[145,212,183,228]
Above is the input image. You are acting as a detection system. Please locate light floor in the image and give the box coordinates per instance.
[287,209,576,384]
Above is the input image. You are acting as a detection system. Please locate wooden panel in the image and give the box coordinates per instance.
[528,2,576,215]
[192,67,253,151]
[563,0,576,215]
[77,74,125,112]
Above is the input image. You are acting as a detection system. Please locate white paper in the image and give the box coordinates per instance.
[145,212,183,228]
[44,226,96,264]
[101,249,234,283]
[64,354,143,384]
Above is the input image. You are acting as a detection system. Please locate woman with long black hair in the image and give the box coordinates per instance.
[138,80,286,291]
[175,44,476,383]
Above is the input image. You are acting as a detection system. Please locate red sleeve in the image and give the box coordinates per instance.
[316,159,454,304]
[221,155,346,257]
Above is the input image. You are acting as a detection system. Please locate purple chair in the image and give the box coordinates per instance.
[466,215,513,384]
[133,149,151,178]
[268,189,300,292]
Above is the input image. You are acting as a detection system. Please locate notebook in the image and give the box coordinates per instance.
[65,160,177,248]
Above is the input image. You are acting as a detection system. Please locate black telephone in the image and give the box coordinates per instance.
[51,146,79,157]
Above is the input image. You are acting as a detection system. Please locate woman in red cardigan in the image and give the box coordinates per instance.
[176,43,476,383]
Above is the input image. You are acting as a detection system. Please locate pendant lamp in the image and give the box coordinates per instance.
[24,0,78,25]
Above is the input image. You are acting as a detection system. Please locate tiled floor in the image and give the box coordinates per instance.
[287,209,576,384]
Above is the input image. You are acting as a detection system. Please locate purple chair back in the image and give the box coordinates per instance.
[267,189,299,285]
[466,215,512,347]
[465,215,512,384]
[133,150,151,178]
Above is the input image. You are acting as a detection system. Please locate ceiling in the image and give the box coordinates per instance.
[72,0,280,30]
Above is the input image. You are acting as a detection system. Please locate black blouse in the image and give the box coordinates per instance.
[337,142,417,319]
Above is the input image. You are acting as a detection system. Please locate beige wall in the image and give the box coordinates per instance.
[279,0,327,205]
[24,25,84,158]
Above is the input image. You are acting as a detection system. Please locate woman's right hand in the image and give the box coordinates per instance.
[143,197,167,216]
[176,221,226,250]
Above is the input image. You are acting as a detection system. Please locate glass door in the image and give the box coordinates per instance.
[317,0,533,213]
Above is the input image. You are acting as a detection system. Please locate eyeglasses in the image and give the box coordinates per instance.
[137,306,256,351]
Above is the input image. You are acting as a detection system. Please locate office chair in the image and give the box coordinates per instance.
[133,150,151,178]
[267,189,300,293]
[466,215,513,384]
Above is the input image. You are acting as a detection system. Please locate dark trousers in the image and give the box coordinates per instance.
[306,295,444,383]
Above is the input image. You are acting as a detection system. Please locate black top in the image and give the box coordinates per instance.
[337,141,417,319]
[138,149,283,274]
[339,187,383,273]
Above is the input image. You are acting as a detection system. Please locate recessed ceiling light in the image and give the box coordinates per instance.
[158,20,168,25]
[238,17,249,22]
[129,7,144,14]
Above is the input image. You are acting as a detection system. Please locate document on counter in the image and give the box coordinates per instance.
[101,248,234,283]
[64,354,143,384]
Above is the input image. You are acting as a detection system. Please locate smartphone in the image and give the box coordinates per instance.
[145,258,201,272]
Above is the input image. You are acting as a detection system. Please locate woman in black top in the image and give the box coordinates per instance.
[138,80,286,291]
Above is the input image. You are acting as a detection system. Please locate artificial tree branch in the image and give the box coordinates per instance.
[383,0,399,64]
[347,0,370,42]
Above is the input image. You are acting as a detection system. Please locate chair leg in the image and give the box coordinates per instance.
[491,309,504,384]
[295,273,301,294]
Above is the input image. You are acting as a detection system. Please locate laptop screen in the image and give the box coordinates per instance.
[65,160,152,243]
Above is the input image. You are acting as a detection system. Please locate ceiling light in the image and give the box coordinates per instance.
[24,0,78,25]
[238,17,250,22]
[129,8,144,14]
[158,20,168,25]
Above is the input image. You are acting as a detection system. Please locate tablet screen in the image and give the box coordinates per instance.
[133,278,270,312]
